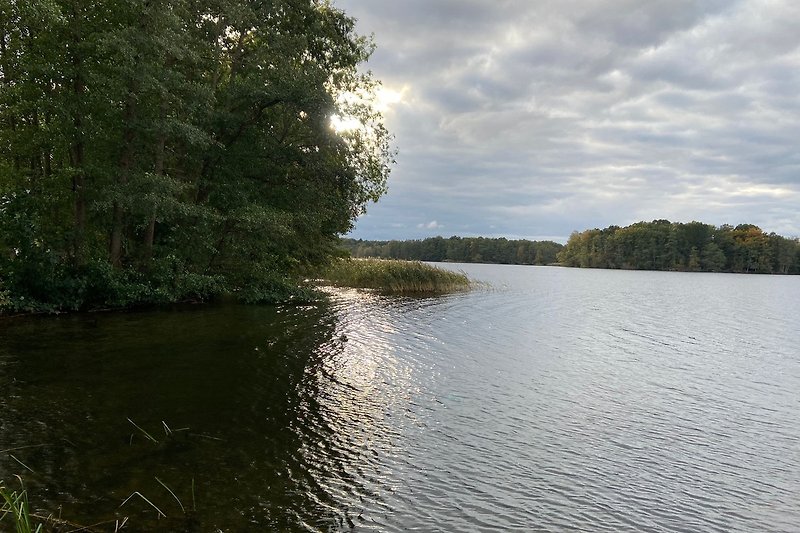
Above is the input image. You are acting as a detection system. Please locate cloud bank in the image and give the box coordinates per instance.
[335,0,800,241]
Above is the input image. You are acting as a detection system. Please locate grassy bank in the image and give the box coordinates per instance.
[319,258,471,294]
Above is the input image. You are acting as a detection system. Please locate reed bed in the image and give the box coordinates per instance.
[320,258,471,294]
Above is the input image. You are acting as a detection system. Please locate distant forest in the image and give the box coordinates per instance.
[344,221,800,274]
[340,236,564,265]
[558,221,800,274]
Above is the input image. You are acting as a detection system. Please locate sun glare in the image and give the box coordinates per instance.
[330,115,363,132]
[331,85,407,133]
[374,86,405,112]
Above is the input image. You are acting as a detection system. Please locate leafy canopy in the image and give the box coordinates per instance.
[0,0,394,311]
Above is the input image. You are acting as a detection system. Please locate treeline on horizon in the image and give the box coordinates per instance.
[558,220,800,274]
[340,236,564,265]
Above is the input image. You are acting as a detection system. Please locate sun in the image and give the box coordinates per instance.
[330,85,407,133]
[330,114,363,132]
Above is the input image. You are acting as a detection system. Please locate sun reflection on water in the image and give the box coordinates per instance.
[289,287,445,529]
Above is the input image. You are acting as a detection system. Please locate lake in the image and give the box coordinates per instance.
[1,264,799,532]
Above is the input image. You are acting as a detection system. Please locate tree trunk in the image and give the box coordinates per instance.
[0,30,19,173]
[110,65,144,267]
[110,94,136,267]
[143,106,166,261]
[71,56,87,265]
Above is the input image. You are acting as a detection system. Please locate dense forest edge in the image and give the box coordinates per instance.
[341,236,564,265]
[0,1,393,314]
[557,221,800,274]
[343,219,800,276]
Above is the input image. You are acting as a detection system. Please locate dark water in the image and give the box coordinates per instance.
[1,265,799,532]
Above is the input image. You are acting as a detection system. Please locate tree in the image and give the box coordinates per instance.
[700,243,726,272]
[340,236,564,265]
[0,0,394,311]
[687,247,700,271]
[556,220,798,275]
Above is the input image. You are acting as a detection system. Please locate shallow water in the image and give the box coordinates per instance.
[1,265,799,531]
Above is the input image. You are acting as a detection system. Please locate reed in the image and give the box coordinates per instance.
[1,476,116,532]
[0,476,42,533]
[320,258,471,294]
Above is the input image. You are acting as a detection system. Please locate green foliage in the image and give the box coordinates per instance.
[558,221,800,274]
[0,0,393,312]
[320,258,471,294]
[0,477,42,533]
[341,236,563,265]
[0,254,226,312]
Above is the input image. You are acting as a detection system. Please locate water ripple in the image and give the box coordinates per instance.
[306,267,800,532]
[1,267,799,531]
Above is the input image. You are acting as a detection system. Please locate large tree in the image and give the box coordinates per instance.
[0,0,393,311]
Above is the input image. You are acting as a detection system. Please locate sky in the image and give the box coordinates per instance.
[334,0,800,243]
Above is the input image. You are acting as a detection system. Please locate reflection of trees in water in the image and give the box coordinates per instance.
[0,304,384,531]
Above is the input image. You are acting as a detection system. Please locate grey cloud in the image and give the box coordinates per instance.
[335,0,800,241]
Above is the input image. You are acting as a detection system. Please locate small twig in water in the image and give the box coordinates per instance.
[188,433,224,441]
[0,444,48,454]
[127,418,158,444]
[155,477,185,513]
[119,491,166,518]
[26,512,99,532]
[8,453,35,473]
[61,517,124,532]
[114,517,129,532]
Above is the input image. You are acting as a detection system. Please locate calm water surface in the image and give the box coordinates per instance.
[1,265,799,531]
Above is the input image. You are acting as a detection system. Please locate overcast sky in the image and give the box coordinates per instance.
[334,0,800,243]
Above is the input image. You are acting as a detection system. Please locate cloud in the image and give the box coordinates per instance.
[417,220,443,230]
[335,0,800,241]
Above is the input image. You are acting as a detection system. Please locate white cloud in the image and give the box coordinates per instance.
[417,220,443,230]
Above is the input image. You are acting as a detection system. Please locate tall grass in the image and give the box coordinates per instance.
[0,477,42,533]
[320,258,471,294]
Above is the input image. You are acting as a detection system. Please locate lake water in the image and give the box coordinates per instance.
[1,264,799,532]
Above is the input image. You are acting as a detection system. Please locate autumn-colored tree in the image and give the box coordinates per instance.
[557,220,799,274]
